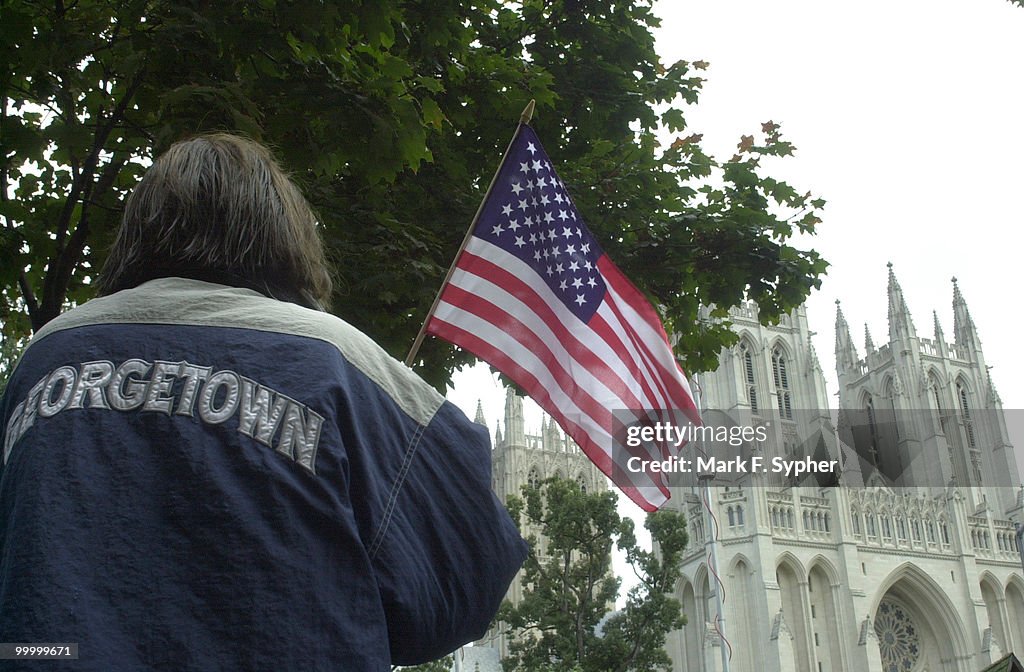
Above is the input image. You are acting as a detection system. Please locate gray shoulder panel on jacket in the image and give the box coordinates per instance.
[29,278,445,428]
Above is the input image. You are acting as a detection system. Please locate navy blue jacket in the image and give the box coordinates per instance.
[0,278,526,670]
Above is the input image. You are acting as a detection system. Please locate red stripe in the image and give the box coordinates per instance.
[428,317,666,510]
[441,251,649,410]
[599,260,680,410]
[600,257,701,423]
[433,284,616,430]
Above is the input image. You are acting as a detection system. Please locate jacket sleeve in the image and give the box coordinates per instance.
[368,399,527,665]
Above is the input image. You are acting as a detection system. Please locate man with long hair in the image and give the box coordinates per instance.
[0,134,526,670]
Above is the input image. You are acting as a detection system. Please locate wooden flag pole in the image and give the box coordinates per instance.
[404,99,536,368]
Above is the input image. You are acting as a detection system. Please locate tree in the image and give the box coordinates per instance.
[499,478,688,672]
[398,655,454,672]
[1,0,826,390]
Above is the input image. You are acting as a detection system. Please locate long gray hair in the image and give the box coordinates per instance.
[98,133,333,310]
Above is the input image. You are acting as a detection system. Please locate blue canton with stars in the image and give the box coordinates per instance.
[473,124,606,322]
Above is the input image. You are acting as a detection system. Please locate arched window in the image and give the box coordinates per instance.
[728,507,736,527]
[866,396,880,466]
[737,506,744,527]
[772,346,792,420]
[957,380,976,449]
[741,342,759,414]
[885,379,901,440]
[527,467,541,489]
[930,372,943,411]
[576,473,587,493]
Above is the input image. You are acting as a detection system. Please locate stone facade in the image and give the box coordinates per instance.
[667,267,1024,672]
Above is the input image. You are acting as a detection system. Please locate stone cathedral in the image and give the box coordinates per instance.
[667,265,1023,672]
[469,265,1022,672]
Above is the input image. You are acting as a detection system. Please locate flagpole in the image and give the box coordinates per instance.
[404,99,537,367]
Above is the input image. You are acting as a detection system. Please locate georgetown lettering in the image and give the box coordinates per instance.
[3,359,324,472]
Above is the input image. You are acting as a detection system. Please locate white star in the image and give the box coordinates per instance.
[587,276,597,287]
[566,244,576,254]
[537,176,548,188]
[511,183,523,196]
[527,142,537,154]
[508,219,521,232]
[491,224,503,236]
[546,266,554,276]
[529,233,537,244]
[526,179,535,190]
[534,250,542,262]
[540,194,550,206]
[523,215,532,227]
[584,260,593,271]
[559,279,568,291]
[562,226,573,238]
[558,209,568,221]
[532,160,542,171]
[518,199,528,211]
[502,203,513,215]
[544,161,553,172]
[581,243,591,254]
[555,263,564,273]
[569,260,579,271]
[570,211,576,220]
[554,192,565,204]
[531,197,538,207]
[514,236,525,248]
[575,294,586,306]
[572,277,583,289]
[551,247,561,257]
[575,228,582,236]
[520,162,530,173]
[544,211,555,224]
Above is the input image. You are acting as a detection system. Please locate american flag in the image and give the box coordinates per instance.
[427,124,700,511]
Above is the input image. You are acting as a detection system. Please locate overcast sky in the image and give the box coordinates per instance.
[447,0,1024,480]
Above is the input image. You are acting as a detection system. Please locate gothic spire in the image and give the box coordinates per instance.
[952,277,978,346]
[473,399,487,426]
[932,310,946,344]
[504,387,525,447]
[887,262,917,342]
[864,323,875,353]
[835,300,859,372]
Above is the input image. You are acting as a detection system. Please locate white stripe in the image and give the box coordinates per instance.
[603,275,696,408]
[443,269,639,413]
[457,238,668,410]
[431,305,666,497]
[593,301,675,413]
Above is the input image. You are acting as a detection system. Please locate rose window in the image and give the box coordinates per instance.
[874,598,920,672]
